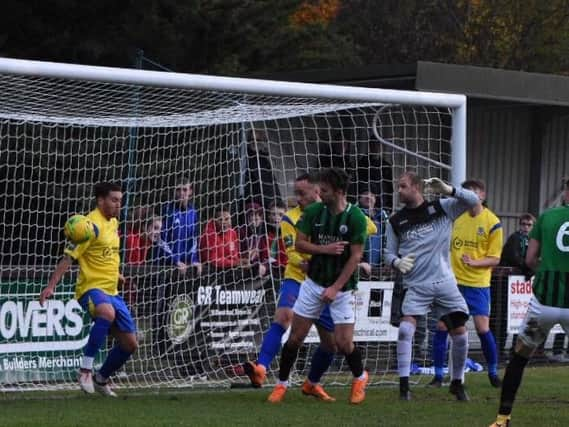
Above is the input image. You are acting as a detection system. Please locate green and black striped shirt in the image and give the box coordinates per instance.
[296,202,367,291]
[530,205,569,308]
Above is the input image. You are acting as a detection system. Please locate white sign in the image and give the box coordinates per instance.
[507,275,563,334]
[302,281,398,343]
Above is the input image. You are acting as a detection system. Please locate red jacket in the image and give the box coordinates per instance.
[200,220,240,268]
[125,231,150,264]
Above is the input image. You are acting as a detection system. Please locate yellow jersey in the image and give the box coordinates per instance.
[451,208,503,287]
[64,208,121,299]
[281,205,378,283]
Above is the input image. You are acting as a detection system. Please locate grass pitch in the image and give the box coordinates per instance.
[2,366,568,427]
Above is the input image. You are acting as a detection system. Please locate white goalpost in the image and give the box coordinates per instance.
[0,57,466,391]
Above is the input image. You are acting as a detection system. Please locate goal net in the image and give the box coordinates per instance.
[0,58,465,391]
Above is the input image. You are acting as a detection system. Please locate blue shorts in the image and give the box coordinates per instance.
[78,289,136,333]
[277,278,334,332]
[458,285,491,317]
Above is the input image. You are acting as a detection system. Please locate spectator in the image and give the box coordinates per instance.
[146,216,187,274]
[357,191,387,266]
[125,206,151,264]
[266,199,288,269]
[500,213,536,276]
[200,207,240,270]
[357,191,385,224]
[243,129,281,211]
[162,176,202,276]
[500,213,537,359]
[124,206,151,308]
[354,142,394,211]
[239,202,269,277]
[146,215,187,356]
[318,137,393,209]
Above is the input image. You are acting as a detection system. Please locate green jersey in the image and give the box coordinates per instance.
[530,205,569,308]
[296,202,367,291]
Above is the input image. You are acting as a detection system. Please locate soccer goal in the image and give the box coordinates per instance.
[0,57,466,391]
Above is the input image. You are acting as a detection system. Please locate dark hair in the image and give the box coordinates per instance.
[214,206,231,217]
[318,168,350,193]
[564,178,569,190]
[269,199,286,210]
[176,175,192,188]
[295,172,320,185]
[519,213,536,224]
[400,171,424,192]
[93,182,122,199]
[462,179,485,192]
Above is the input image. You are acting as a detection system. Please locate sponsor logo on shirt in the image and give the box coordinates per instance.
[453,238,477,250]
[401,222,435,241]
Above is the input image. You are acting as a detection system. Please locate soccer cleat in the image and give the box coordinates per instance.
[449,379,470,401]
[426,376,443,388]
[489,375,503,388]
[243,361,266,388]
[489,415,511,427]
[349,370,369,404]
[94,378,118,398]
[267,383,287,403]
[78,369,95,394]
[301,380,336,402]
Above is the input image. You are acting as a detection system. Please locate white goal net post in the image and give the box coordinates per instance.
[0,57,466,391]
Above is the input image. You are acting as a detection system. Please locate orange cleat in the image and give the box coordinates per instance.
[301,380,336,402]
[349,371,369,404]
[267,383,287,403]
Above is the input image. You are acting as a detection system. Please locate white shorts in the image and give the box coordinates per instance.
[293,278,356,325]
[518,296,569,348]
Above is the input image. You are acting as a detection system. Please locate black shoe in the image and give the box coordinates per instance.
[399,389,412,401]
[242,361,262,388]
[426,376,443,388]
[489,375,502,388]
[449,379,470,401]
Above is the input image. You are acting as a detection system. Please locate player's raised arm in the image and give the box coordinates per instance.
[425,177,479,220]
[39,255,73,306]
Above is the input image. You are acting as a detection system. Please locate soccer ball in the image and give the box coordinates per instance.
[64,215,98,244]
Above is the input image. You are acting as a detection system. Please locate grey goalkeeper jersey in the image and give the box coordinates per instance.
[384,187,479,287]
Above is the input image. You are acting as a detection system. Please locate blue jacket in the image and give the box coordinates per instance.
[161,202,200,265]
[147,238,179,266]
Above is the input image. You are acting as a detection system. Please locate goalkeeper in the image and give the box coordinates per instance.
[384,172,479,401]
[39,182,137,397]
[244,172,376,401]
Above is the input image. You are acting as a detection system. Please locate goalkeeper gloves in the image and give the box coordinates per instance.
[393,254,415,274]
[424,177,453,196]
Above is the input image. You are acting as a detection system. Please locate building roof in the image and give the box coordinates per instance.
[252,62,569,106]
